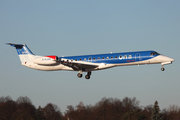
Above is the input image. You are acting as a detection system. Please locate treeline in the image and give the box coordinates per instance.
[0,96,62,120]
[0,96,180,120]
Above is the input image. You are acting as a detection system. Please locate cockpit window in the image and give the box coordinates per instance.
[151,52,160,56]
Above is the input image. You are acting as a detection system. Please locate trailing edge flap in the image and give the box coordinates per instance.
[60,60,98,70]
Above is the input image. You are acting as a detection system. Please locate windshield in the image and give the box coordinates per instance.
[151,52,160,56]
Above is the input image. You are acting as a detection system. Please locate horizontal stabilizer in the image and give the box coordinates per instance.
[6,43,24,48]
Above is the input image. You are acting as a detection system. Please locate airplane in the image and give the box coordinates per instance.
[7,43,174,79]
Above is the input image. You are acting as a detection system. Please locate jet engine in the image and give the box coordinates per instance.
[33,56,59,65]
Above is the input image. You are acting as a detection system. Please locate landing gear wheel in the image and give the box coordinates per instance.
[161,68,165,71]
[77,73,82,78]
[85,75,90,79]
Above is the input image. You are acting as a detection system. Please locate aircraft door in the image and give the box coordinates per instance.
[135,53,140,61]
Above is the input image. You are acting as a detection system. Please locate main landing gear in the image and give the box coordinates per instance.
[77,71,92,79]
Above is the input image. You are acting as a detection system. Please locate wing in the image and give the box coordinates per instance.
[59,58,99,71]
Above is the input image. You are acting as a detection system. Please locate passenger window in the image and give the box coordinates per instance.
[84,58,86,61]
[93,58,96,60]
[98,57,100,60]
[102,57,104,59]
[79,59,82,61]
[115,56,117,58]
[71,59,73,61]
[111,56,113,59]
[129,55,132,59]
[124,55,127,59]
[119,55,122,59]
[107,57,109,59]
[89,58,91,60]
[75,59,77,61]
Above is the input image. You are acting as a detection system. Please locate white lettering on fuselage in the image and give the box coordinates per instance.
[42,58,51,61]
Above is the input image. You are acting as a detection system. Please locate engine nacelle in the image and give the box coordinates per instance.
[33,56,58,65]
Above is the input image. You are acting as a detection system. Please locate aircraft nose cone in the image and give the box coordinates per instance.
[165,56,175,62]
[171,58,175,62]
[158,55,174,63]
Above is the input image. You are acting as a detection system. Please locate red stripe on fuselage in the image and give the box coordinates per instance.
[126,60,135,62]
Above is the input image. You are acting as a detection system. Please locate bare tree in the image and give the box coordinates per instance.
[16,96,32,104]
[143,105,153,120]
[65,105,75,120]
[122,97,140,112]
[162,105,180,120]
[43,103,62,120]
[0,96,17,120]
[13,96,36,120]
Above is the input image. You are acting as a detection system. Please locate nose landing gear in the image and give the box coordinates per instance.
[161,64,165,71]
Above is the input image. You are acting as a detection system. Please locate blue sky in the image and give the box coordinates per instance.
[0,0,180,112]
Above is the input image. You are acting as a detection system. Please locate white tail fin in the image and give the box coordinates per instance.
[7,43,35,63]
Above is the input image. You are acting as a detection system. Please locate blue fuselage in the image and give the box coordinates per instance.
[60,50,159,64]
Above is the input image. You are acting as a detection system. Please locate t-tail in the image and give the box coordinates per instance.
[7,43,174,79]
[7,43,35,63]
